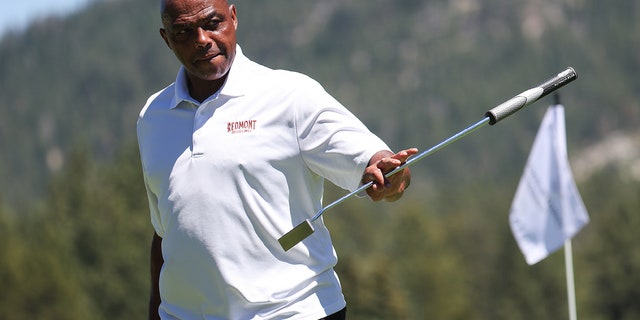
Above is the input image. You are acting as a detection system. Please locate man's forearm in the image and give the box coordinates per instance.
[149,232,163,320]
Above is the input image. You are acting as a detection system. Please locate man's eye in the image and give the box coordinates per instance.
[173,28,191,39]
[205,20,221,30]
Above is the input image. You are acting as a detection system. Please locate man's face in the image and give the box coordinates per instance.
[160,0,237,82]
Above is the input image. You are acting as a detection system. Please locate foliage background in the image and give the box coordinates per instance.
[1,0,639,319]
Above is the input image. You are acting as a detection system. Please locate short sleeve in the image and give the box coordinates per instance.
[293,76,390,191]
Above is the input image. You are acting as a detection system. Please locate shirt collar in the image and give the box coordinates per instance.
[169,44,248,109]
[217,44,249,98]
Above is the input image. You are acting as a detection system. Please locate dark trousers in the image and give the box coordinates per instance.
[320,307,346,320]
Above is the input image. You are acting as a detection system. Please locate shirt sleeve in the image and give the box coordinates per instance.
[142,172,165,238]
[293,76,390,191]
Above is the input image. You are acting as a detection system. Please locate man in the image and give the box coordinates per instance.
[137,0,418,319]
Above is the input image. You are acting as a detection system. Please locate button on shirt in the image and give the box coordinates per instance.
[137,45,390,319]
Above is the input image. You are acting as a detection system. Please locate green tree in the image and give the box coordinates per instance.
[579,170,640,320]
[44,145,149,319]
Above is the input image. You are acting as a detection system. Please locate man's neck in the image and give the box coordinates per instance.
[187,75,227,103]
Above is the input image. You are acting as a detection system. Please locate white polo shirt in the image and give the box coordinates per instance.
[137,45,390,320]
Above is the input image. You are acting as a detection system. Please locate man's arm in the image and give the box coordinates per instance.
[362,148,418,202]
[149,232,163,320]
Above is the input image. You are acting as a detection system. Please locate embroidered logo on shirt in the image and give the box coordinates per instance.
[227,119,257,134]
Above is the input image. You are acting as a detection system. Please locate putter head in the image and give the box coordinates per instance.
[278,219,315,251]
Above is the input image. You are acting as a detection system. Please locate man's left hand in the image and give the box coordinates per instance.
[362,148,418,202]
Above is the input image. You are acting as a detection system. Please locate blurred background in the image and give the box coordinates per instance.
[1,0,638,319]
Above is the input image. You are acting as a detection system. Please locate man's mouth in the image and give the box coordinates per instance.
[197,52,221,62]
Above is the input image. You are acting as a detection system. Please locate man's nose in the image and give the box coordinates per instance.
[195,27,212,48]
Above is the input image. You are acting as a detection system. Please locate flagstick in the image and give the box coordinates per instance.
[564,240,577,320]
[559,92,578,320]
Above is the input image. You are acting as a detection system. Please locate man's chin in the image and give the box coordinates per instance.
[187,67,229,82]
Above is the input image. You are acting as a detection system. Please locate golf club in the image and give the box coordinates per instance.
[278,67,578,251]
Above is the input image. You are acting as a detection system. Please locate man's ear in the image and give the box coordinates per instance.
[230,5,238,30]
[159,28,172,50]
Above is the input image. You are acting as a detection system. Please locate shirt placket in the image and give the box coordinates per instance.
[192,102,214,158]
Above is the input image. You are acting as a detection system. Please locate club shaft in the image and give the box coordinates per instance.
[310,117,490,222]
[308,68,577,223]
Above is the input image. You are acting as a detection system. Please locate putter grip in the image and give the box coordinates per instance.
[485,67,577,125]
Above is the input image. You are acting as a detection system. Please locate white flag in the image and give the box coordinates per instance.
[510,104,589,265]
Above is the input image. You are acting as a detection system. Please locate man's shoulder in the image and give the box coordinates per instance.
[273,69,316,84]
[238,57,318,87]
[234,46,323,93]
[257,66,324,94]
[147,83,176,105]
[138,83,176,119]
